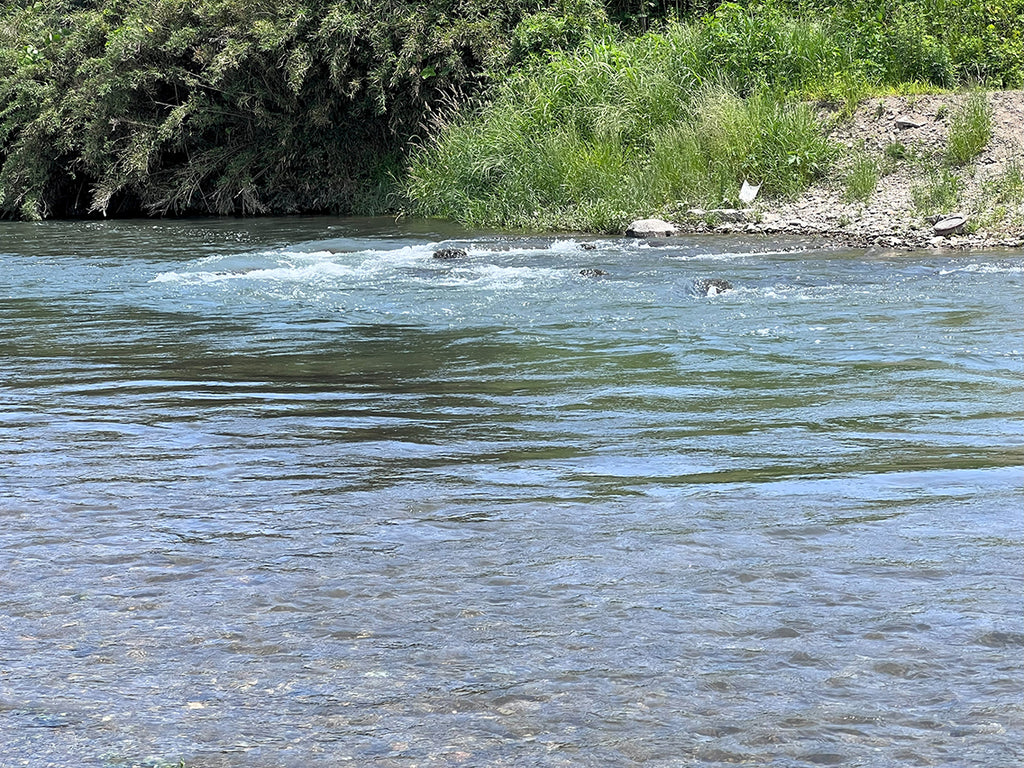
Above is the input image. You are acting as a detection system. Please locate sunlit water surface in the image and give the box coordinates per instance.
[1,218,1022,767]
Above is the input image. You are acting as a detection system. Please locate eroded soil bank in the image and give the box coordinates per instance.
[673,90,1024,250]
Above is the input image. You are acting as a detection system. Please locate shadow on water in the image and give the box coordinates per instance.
[0,216,485,261]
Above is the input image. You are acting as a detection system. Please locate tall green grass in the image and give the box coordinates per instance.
[912,167,962,216]
[946,91,993,166]
[406,26,835,232]
[843,150,881,203]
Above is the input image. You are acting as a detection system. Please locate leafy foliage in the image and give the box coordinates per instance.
[0,0,604,218]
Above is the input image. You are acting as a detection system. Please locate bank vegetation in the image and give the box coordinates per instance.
[1,0,1022,228]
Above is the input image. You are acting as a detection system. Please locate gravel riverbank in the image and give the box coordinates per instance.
[669,90,1024,250]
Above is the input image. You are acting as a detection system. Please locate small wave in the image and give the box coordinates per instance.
[151,261,367,285]
[939,261,1024,275]
[151,244,567,291]
[152,244,437,284]
[546,238,611,253]
[430,263,564,288]
[674,247,815,262]
[753,283,850,301]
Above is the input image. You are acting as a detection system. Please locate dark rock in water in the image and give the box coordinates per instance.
[433,247,467,260]
[693,278,733,296]
[579,268,609,277]
[580,243,597,250]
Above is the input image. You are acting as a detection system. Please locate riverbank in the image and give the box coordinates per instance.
[668,90,1024,250]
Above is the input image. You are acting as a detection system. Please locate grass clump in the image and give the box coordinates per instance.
[978,161,1024,231]
[648,88,832,204]
[911,167,961,216]
[946,91,993,166]
[884,141,913,162]
[843,150,880,202]
[986,161,1024,206]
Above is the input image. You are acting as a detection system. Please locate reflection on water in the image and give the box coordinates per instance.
[1,218,1022,767]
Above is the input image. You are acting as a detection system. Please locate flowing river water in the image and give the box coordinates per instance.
[1,218,1022,767]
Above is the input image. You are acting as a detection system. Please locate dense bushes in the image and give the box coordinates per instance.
[795,0,1024,88]
[0,0,607,219]
[1,0,1021,223]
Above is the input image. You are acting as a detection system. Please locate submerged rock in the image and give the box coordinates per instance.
[433,247,467,260]
[579,268,609,277]
[693,278,733,296]
[625,218,676,238]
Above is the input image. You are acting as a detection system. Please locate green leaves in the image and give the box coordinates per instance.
[406,31,835,232]
[0,0,562,218]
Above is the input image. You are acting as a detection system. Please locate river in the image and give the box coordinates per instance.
[1,217,1022,767]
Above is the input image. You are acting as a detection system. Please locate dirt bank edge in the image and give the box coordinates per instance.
[667,90,1024,250]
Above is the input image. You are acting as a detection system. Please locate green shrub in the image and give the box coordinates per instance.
[699,2,850,93]
[0,0,591,219]
[512,0,612,59]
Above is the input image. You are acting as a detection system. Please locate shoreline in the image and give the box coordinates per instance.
[666,212,1024,251]
[661,90,1024,251]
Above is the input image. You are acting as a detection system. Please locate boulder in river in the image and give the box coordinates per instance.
[626,218,677,238]
[693,278,733,296]
[433,247,467,260]
[579,268,609,278]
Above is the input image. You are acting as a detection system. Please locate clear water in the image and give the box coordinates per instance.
[1,218,1022,767]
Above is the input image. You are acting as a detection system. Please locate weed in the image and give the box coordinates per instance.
[975,161,1024,231]
[984,160,1024,206]
[911,166,961,216]
[408,32,835,232]
[946,90,993,165]
[884,141,911,161]
[843,151,880,202]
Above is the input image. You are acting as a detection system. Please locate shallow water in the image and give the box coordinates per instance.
[1,217,1022,767]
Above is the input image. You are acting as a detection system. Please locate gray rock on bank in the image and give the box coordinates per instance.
[626,218,677,237]
[932,214,967,236]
